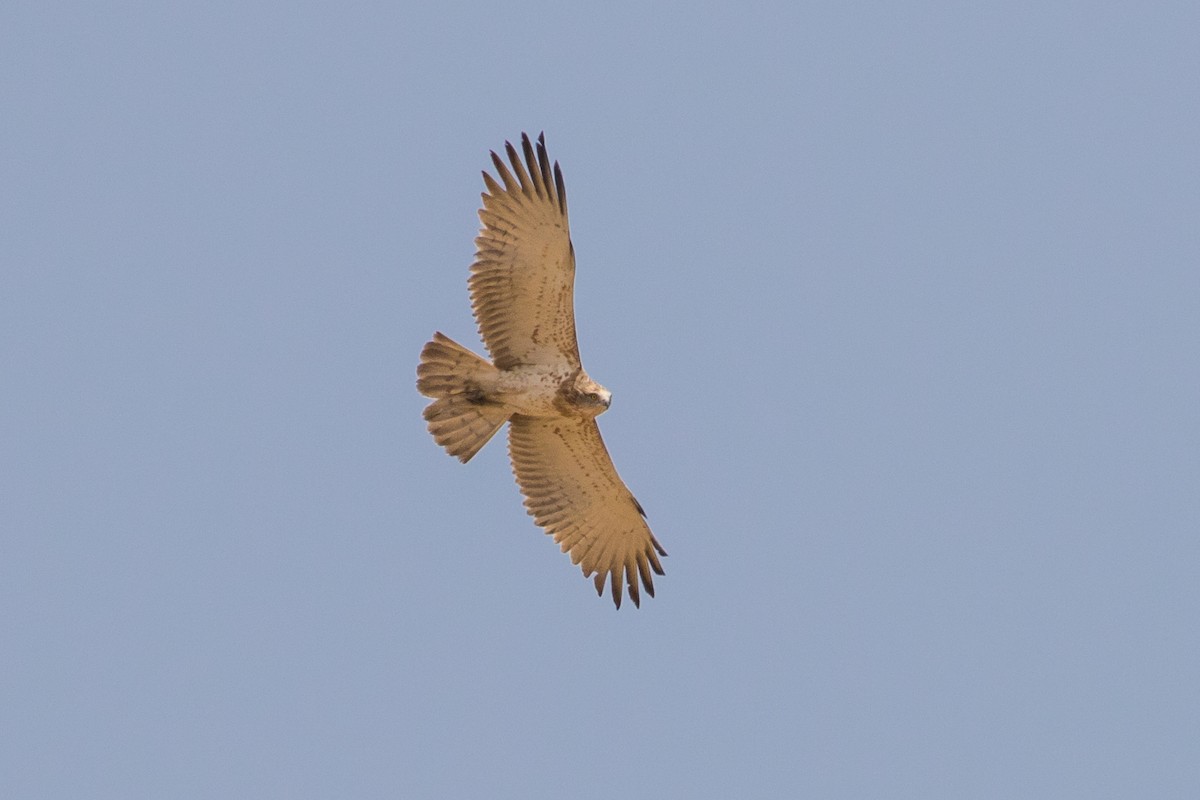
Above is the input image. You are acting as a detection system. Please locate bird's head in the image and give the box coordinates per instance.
[574,375,612,416]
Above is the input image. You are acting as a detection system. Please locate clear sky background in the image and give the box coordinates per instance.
[4,2,1198,797]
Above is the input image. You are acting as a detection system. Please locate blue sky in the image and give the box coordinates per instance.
[4,2,1198,797]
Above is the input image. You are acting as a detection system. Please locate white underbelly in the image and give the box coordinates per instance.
[494,365,570,416]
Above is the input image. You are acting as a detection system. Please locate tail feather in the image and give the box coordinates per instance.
[417,332,509,462]
[423,396,509,462]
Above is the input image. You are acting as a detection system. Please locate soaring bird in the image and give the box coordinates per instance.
[417,133,666,608]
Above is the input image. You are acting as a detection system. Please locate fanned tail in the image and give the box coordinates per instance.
[417,332,510,462]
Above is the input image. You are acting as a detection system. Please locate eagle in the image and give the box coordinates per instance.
[417,133,666,608]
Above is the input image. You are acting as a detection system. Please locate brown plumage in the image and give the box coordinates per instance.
[417,133,666,608]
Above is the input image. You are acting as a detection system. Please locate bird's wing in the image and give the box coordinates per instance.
[469,133,580,371]
[507,415,666,608]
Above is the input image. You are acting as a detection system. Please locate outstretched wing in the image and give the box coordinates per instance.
[507,415,667,608]
[470,133,579,371]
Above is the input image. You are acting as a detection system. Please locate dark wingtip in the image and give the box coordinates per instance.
[631,496,647,518]
[554,162,566,214]
[639,555,656,598]
[519,133,543,198]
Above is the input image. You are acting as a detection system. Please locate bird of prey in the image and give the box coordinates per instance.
[417,133,666,608]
